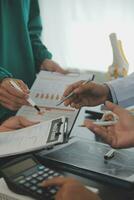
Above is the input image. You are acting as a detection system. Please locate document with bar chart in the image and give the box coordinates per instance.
[17,71,92,132]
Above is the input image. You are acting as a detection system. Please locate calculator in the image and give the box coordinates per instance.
[0,155,64,200]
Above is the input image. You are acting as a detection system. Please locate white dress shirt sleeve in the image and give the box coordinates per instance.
[106,73,134,107]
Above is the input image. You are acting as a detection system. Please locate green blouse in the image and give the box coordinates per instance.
[0,0,52,121]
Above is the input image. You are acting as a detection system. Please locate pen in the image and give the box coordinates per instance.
[56,74,95,106]
[78,120,118,127]
[104,149,115,160]
[10,80,41,113]
[78,124,86,127]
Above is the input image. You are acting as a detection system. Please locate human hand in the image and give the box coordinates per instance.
[41,177,101,200]
[84,101,134,148]
[63,81,110,109]
[0,78,30,111]
[0,116,38,132]
[40,59,68,74]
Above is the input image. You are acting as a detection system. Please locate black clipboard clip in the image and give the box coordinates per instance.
[55,121,63,137]
[46,117,69,148]
[63,118,69,143]
[53,117,69,143]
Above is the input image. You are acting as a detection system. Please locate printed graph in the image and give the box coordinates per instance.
[35,92,61,101]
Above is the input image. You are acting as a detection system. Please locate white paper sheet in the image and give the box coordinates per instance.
[30,71,92,108]
[17,71,92,132]
[0,117,65,158]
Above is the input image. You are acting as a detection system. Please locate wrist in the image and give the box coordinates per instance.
[0,77,11,84]
[40,59,51,70]
[0,126,7,132]
[103,84,113,102]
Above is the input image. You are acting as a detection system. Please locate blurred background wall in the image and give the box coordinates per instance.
[39,0,134,74]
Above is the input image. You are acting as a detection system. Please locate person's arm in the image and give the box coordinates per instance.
[106,72,134,107]
[41,177,101,200]
[84,101,134,149]
[63,81,111,109]
[63,73,134,109]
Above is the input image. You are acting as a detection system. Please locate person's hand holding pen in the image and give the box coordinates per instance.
[84,101,134,149]
[62,75,110,109]
[0,78,29,111]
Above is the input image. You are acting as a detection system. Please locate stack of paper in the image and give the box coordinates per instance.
[17,71,92,132]
[0,117,65,158]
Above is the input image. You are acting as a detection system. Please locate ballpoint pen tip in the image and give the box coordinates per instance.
[34,105,41,112]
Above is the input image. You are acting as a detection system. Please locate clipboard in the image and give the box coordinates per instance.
[0,116,69,158]
[36,139,134,189]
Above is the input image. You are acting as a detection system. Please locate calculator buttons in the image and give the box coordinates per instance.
[50,188,57,194]
[12,163,63,200]
[26,176,32,181]
[44,168,49,172]
[37,189,43,194]
[38,171,44,175]
[38,165,45,170]
[53,173,60,176]
[19,179,26,184]
[31,179,38,184]
[30,186,37,191]
[36,176,44,181]
[32,173,38,178]
[24,182,31,187]
[48,170,54,174]
[42,173,48,178]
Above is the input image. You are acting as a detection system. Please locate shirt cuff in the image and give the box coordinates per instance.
[0,69,13,82]
[105,83,118,104]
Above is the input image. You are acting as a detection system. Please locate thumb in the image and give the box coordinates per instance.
[19,116,39,127]
[105,101,124,115]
